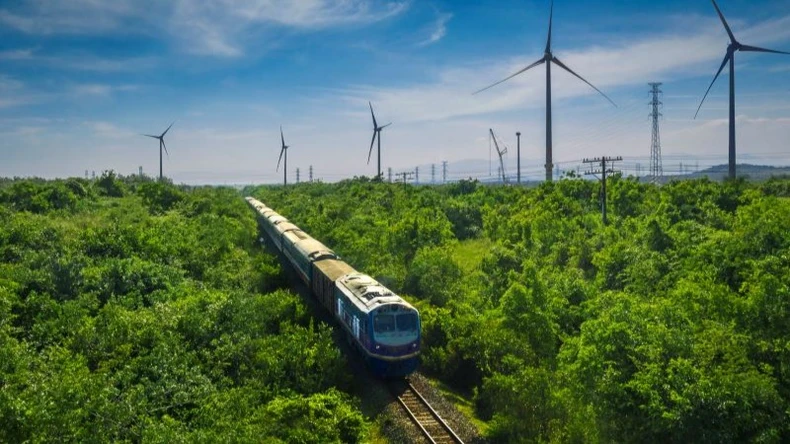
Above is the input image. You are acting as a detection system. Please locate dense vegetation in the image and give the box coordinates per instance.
[248,175,790,443]
[0,173,367,442]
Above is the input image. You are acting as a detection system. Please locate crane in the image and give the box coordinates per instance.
[489,128,508,183]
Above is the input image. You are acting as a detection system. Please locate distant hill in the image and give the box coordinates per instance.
[661,164,790,182]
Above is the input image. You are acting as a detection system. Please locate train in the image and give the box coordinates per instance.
[245,196,421,378]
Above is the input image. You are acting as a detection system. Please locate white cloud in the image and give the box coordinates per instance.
[0,48,36,60]
[0,47,158,72]
[0,1,157,35]
[0,75,40,109]
[418,12,452,47]
[72,84,113,97]
[0,75,24,91]
[332,13,790,125]
[83,121,136,139]
[0,0,409,57]
[68,83,140,98]
[172,0,410,56]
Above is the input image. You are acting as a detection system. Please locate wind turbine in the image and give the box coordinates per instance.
[474,1,616,182]
[276,126,289,186]
[367,102,391,180]
[141,122,174,181]
[694,0,789,180]
[489,129,509,183]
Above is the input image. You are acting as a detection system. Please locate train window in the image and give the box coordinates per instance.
[396,313,418,332]
[374,314,395,333]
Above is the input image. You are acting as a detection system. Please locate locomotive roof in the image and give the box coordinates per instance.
[268,215,287,224]
[296,238,337,261]
[314,258,356,281]
[337,273,410,311]
[277,222,301,234]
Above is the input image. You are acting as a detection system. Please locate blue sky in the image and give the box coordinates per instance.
[1,0,789,183]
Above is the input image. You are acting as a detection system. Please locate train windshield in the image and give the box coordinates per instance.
[396,313,418,332]
[374,314,395,333]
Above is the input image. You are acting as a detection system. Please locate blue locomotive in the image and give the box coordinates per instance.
[245,197,420,378]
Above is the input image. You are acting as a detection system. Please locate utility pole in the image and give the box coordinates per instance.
[442,161,447,183]
[296,168,300,183]
[398,171,415,183]
[584,156,622,225]
[555,164,560,181]
[415,166,419,184]
[388,167,393,183]
[649,82,664,184]
[309,165,313,182]
[431,164,436,183]
[138,166,143,177]
[516,132,521,184]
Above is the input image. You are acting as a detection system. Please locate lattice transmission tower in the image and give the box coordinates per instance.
[648,82,663,183]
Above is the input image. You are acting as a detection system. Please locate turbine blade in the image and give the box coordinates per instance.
[380,123,392,129]
[473,57,546,95]
[711,0,736,44]
[694,51,731,119]
[280,125,286,148]
[142,134,159,139]
[552,57,616,107]
[367,132,377,164]
[161,121,175,137]
[162,140,169,158]
[738,44,790,55]
[546,1,553,53]
[276,147,285,171]
[369,102,378,129]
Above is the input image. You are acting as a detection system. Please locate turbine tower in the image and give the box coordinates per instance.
[474,1,616,182]
[277,126,289,186]
[367,102,391,180]
[695,0,789,179]
[141,122,174,181]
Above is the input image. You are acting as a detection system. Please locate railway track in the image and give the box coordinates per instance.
[390,380,464,444]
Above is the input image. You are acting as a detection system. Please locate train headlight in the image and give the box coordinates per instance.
[375,345,380,350]
[412,343,417,348]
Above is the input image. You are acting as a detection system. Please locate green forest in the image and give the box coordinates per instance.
[247,175,790,443]
[0,173,365,443]
[2,172,790,442]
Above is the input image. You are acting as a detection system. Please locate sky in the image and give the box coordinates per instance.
[1,0,789,184]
